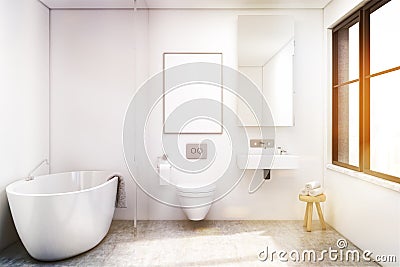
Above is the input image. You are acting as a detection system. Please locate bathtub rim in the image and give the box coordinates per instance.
[6,170,118,198]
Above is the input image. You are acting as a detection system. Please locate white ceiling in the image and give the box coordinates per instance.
[39,0,332,9]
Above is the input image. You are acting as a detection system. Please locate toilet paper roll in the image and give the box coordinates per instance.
[158,163,171,185]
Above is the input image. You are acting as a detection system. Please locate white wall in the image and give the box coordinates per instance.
[325,170,400,265]
[323,0,400,265]
[50,9,149,220]
[50,8,324,221]
[146,9,324,219]
[0,0,49,250]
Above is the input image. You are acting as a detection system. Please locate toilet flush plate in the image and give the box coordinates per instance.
[186,144,207,159]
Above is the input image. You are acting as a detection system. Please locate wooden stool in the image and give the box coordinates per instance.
[299,194,326,232]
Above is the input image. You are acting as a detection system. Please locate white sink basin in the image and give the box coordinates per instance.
[237,154,299,170]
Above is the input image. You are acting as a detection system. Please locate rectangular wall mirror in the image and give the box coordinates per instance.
[237,15,295,126]
[163,52,223,134]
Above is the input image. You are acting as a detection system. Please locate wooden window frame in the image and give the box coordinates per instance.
[332,0,400,183]
[332,11,361,172]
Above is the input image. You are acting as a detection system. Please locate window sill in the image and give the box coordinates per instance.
[326,164,400,193]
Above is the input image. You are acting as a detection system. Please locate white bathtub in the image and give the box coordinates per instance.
[6,171,118,261]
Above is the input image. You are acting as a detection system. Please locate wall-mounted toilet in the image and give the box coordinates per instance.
[176,183,216,221]
[157,154,217,221]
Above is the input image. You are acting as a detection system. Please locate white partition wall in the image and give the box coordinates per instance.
[49,9,150,220]
[0,0,49,250]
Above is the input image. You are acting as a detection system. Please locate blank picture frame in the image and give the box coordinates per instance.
[163,52,223,134]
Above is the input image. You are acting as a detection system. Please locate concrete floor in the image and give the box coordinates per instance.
[0,220,378,266]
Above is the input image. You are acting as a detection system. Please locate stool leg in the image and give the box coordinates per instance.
[303,203,309,227]
[315,202,326,230]
[306,203,313,232]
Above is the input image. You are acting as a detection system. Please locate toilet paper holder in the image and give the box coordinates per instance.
[159,154,168,161]
[157,154,169,170]
[157,154,171,186]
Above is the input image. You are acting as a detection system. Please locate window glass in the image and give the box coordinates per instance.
[370,0,400,74]
[337,82,359,166]
[370,70,400,177]
[336,22,359,85]
[333,0,400,182]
